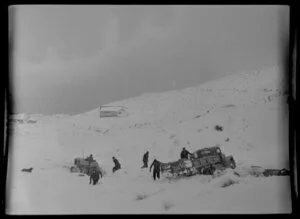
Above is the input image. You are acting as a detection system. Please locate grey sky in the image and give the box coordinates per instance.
[10,5,289,115]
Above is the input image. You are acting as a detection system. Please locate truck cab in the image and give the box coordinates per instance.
[192,146,235,171]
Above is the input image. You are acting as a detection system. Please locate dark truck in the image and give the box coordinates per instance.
[191,146,236,175]
[161,146,236,177]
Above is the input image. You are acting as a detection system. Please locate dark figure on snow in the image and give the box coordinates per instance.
[142,151,149,168]
[180,147,192,159]
[86,154,94,164]
[89,169,102,185]
[150,159,161,180]
[112,157,121,173]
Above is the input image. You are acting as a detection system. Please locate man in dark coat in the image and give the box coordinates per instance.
[149,159,161,180]
[180,147,192,159]
[142,151,149,168]
[86,154,94,164]
[112,157,121,173]
[89,169,102,185]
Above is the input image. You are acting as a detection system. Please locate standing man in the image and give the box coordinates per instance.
[142,151,149,168]
[112,157,121,173]
[149,159,161,181]
[180,147,193,159]
[86,154,94,164]
[89,169,102,185]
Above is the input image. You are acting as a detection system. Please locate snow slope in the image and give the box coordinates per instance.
[6,66,291,214]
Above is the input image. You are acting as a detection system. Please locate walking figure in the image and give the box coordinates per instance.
[112,157,121,173]
[141,151,149,168]
[89,169,102,185]
[149,159,161,181]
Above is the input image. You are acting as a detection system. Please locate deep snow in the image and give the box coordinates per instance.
[6,66,291,214]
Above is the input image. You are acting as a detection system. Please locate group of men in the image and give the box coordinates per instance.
[141,151,161,180]
[88,147,193,185]
[142,147,193,181]
[86,154,121,185]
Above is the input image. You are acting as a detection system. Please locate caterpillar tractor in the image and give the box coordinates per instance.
[161,145,236,177]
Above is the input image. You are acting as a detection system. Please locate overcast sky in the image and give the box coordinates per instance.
[10,5,289,115]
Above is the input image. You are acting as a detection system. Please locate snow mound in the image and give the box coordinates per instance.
[212,169,242,188]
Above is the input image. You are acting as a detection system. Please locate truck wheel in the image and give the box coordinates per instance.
[211,166,216,175]
[203,168,209,175]
[197,167,202,174]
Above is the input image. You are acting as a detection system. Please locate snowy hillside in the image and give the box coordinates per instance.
[6,66,291,214]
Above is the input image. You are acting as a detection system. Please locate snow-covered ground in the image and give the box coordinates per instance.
[6,66,291,214]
